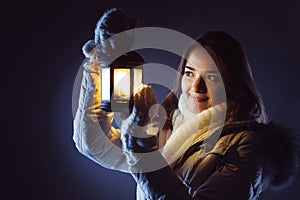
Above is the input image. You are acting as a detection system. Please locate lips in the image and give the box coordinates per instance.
[190,95,209,103]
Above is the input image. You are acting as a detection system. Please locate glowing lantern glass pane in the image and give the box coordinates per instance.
[101,68,110,101]
[133,68,143,92]
[113,68,130,100]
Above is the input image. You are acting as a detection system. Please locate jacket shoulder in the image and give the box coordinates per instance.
[217,121,300,189]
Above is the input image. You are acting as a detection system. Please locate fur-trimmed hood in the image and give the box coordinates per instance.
[259,121,300,189]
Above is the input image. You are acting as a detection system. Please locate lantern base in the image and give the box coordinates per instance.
[100,101,112,112]
[100,101,133,113]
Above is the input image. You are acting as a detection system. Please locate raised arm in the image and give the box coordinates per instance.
[73,55,128,172]
[73,8,138,172]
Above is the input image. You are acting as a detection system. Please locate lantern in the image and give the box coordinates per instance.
[100,51,144,112]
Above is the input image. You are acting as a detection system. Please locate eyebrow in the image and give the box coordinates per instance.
[184,66,219,73]
[185,66,195,71]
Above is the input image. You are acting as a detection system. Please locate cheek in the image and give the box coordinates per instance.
[207,84,225,103]
[181,78,191,95]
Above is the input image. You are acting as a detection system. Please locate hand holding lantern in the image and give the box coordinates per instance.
[120,85,159,154]
[82,8,160,154]
[83,8,143,112]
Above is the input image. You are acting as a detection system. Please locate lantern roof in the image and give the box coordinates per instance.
[100,51,144,68]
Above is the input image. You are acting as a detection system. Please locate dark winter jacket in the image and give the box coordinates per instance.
[131,121,299,200]
[73,60,299,200]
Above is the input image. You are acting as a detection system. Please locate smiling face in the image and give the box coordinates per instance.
[181,47,224,113]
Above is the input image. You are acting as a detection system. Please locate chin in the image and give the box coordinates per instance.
[189,105,210,114]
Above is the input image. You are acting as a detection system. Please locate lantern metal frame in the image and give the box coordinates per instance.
[100,51,144,112]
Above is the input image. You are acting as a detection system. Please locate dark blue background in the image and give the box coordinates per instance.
[13,0,300,199]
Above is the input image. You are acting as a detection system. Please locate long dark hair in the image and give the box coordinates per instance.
[162,30,267,129]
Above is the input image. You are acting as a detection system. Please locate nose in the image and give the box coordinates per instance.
[192,76,207,93]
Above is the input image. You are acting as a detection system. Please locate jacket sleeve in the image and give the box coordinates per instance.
[73,58,128,172]
[130,131,263,200]
[129,151,194,200]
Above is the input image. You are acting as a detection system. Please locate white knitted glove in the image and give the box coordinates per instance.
[120,85,160,154]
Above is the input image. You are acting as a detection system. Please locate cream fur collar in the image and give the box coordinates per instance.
[161,94,227,165]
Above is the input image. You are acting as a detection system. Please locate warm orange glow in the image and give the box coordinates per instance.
[114,69,130,100]
[133,68,143,93]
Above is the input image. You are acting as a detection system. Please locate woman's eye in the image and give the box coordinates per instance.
[207,75,219,81]
[185,71,194,77]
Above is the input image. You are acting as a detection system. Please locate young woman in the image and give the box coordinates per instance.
[73,8,298,200]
